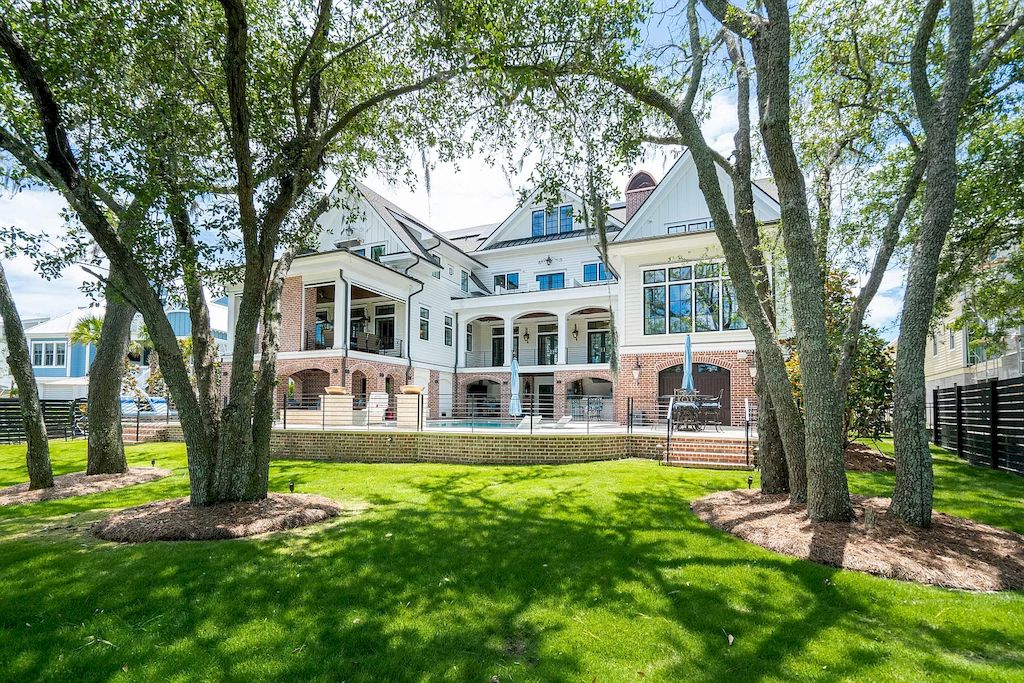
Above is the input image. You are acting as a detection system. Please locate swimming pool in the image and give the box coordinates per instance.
[426,420,520,429]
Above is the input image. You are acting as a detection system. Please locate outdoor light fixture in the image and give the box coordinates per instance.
[288,480,295,493]
[632,358,641,383]
[747,475,753,490]
[151,459,155,468]
[748,360,758,380]
[572,324,579,341]
[523,330,531,343]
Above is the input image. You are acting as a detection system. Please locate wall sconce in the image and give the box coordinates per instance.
[332,368,338,374]
[736,351,748,361]
[379,372,385,378]
[523,330,531,343]
[632,358,641,383]
[748,359,758,380]
[572,324,579,341]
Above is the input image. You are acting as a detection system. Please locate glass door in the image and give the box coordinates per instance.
[588,330,609,363]
[537,334,557,365]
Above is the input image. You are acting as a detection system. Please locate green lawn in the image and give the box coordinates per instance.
[0,441,1022,682]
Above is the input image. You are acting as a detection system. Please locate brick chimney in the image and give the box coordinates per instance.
[625,171,657,222]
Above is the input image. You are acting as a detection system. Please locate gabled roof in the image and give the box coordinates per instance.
[614,150,780,243]
[24,306,104,336]
[476,186,626,251]
[482,226,622,251]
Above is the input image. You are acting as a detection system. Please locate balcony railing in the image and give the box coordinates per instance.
[303,329,404,357]
[486,278,617,296]
[462,347,611,368]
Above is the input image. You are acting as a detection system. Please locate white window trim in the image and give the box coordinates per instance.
[31,341,68,368]
[582,261,612,283]
[666,218,715,235]
[640,258,742,335]
[535,271,566,289]
[362,242,386,261]
[444,314,454,346]
[493,271,520,291]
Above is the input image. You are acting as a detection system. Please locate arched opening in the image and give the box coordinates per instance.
[658,363,732,425]
[465,379,501,417]
[567,376,614,420]
[513,311,559,366]
[566,306,612,365]
[350,369,368,408]
[287,368,330,409]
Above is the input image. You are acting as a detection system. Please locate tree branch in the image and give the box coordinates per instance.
[910,0,942,132]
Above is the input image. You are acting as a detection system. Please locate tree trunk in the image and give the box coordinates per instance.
[749,5,852,521]
[892,0,975,528]
[755,356,789,494]
[85,277,132,475]
[0,262,53,489]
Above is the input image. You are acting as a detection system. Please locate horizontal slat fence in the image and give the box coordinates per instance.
[933,376,1024,475]
[0,398,84,444]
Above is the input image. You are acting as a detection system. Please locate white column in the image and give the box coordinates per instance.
[557,310,567,365]
[457,317,469,368]
[503,316,513,367]
[332,275,347,349]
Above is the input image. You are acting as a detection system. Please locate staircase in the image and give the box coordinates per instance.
[664,434,753,469]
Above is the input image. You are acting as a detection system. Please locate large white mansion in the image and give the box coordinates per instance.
[222,152,784,425]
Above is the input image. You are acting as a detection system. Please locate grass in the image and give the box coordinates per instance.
[0,440,1022,682]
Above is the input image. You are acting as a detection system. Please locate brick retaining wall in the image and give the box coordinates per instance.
[157,425,669,465]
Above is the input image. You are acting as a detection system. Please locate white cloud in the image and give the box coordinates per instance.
[1,189,93,320]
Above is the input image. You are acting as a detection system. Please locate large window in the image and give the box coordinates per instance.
[31,341,67,367]
[370,244,386,262]
[493,272,519,291]
[583,262,612,283]
[444,315,453,346]
[419,307,429,340]
[536,272,565,290]
[531,204,574,237]
[461,270,469,293]
[642,261,746,335]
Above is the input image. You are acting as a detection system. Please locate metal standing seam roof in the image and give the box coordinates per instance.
[482,226,622,251]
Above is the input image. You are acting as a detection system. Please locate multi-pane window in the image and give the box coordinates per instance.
[431,254,441,279]
[461,270,469,293]
[370,244,386,262]
[419,307,429,340]
[642,262,746,335]
[666,219,715,235]
[444,315,453,346]
[466,326,473,352]
[583,262,612,283]
[531,204,574,237]
[536,272,565,290]
[31,342,66,367]
[493,273,519,291]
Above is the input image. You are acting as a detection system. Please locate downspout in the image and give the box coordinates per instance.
[338,268,350,384]
[403,256,427,384]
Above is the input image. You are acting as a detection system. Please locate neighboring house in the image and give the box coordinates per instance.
[924,295,1024,394]
[0,314,49,394]
[24,300,229,400]
[223,151,785,424]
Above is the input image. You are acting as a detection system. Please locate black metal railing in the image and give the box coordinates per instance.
[349,333,403,357]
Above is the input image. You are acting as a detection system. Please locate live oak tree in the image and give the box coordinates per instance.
[0,0,642,505]
[0,261,52,489]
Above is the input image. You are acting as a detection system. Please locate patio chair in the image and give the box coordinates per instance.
[700,390,724,432]
[543,415,573,429]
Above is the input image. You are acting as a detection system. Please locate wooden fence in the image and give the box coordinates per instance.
[0,398,83,444]
[933,376,1024,474]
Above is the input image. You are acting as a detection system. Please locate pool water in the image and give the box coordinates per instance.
[426,420,519,429]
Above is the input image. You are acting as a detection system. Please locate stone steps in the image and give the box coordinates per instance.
[665,436,753,469]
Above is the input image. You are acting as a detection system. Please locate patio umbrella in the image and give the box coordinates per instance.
[682,334,695,393]
[508,357,523,417]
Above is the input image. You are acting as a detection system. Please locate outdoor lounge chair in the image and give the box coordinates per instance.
[546,415,573,429]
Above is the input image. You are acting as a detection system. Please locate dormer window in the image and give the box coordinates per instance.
[531,204,574,237]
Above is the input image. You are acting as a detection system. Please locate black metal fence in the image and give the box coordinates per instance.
[933,375,1024,475]
[0,398,87,443]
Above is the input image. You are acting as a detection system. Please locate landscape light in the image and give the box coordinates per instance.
[289,480,295,493]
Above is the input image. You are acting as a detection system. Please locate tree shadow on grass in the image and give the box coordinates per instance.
[0,456,1021,681]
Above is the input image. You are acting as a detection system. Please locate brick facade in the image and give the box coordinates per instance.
[279,276,304,352]
[615,351,756,426]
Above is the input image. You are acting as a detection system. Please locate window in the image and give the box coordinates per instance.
[370,244,386,262]
[531,204,574,236]
[461,270,469,293]
[948,327,956,349]
[352,247,366,257]
[493,272,520,291]
[641,261,745,335]
[536,272,564,290]
[932,334,938,356]
[444,315,453,346]
[644,286,666,335]
[666,219,715,235]
[583,262,612,283]
[419,307,430,340]
[31,341,66,367]
[431,255,441,279]
[466,326,473,352]
[375,304,395,316]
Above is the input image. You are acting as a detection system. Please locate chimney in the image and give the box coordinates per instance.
[625,171,657,222]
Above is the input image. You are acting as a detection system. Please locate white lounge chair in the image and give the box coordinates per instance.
[549,415,573,429]
[515,415,542,430]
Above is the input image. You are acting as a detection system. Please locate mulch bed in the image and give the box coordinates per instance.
[692,489,1024,591]
[845,442,896,472]
[92,493,343,542]
[0,468,172,506]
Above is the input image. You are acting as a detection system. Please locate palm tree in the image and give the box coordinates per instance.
[69,315,104,348]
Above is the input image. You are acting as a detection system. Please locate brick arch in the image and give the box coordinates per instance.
[652,352,743,376]
[274,358,343,407]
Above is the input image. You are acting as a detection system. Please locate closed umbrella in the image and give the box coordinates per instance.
[682,334,695,394]
[508,358,523,417]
